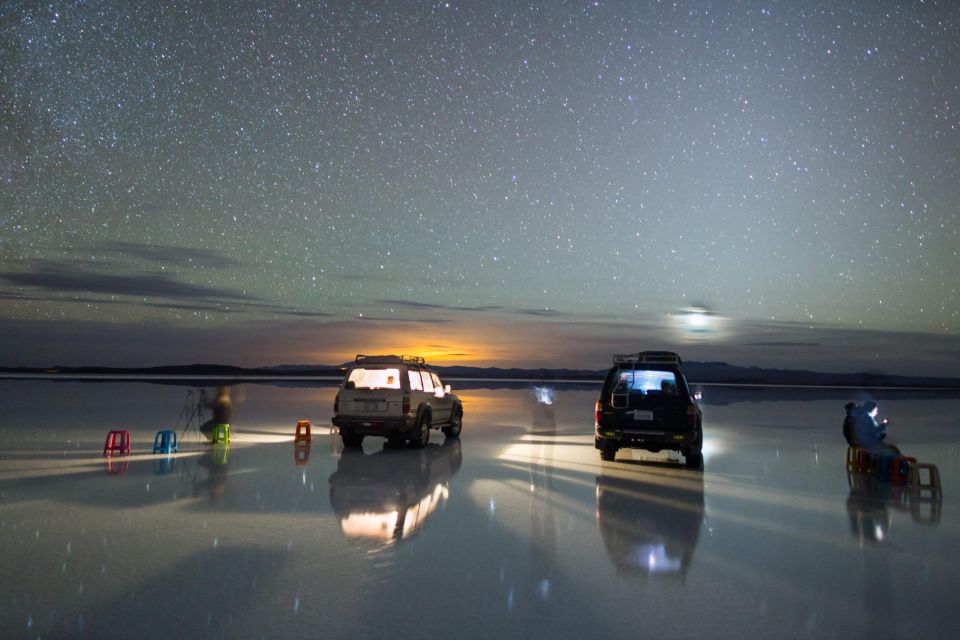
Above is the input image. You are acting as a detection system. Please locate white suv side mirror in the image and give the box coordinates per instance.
[444,384,451,394]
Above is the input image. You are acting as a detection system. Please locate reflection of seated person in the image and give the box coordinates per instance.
[200,386,232,442]
[194,451,229,501]
[660,380,677,396]
[846,473,891,544]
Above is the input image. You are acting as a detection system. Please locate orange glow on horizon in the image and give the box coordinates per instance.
[303,320,527,367]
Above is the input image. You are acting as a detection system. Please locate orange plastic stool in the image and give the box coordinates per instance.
[103,430,131,456]
[295,420,312,443]
[855,447,873,473]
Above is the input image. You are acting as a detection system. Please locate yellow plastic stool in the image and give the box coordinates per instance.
[212,423,231,444]
[845,446,861,472]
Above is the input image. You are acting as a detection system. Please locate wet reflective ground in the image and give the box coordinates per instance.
[1,379,958,639]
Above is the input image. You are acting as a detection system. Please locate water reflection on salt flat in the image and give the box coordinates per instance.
[0,379,958,639]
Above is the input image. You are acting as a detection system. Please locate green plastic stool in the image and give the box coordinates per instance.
[212,423,231,444]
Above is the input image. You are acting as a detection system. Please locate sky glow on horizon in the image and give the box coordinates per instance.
[1,1,958,375]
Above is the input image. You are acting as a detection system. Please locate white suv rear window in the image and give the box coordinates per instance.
[348,367,401,390]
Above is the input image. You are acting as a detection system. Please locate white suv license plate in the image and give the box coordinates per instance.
[363,400,383,411]
[632,410,654,421]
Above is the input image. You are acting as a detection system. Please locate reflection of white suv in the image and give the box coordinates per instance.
[332,355,463,448]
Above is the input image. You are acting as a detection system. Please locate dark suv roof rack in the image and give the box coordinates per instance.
[355,354,426,365]
[613,351,682,365]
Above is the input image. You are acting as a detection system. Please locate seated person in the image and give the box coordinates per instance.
[842,402,858,446]
[853,401,899,453]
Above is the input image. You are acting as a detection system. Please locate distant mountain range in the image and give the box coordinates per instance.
[2,361,960,388]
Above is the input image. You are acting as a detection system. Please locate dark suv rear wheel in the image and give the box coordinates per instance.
[600,446,617,462]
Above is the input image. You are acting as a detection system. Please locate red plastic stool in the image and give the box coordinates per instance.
[103,430,131,456]
[889,456,917,485]
[295,420,312,443]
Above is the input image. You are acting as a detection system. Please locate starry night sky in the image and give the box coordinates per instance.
[2,1,959,375]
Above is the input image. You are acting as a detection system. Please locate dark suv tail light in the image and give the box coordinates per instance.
[595,400,602,426]
[402,393,410,415]
[334,393,339,414]
[687,404,697,427]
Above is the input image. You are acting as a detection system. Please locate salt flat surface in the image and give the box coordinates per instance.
[0,379,957,639]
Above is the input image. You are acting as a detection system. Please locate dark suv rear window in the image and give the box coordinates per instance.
[606,369,681,397]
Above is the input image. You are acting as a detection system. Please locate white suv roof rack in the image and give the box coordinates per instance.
[354,354,426,365]
[613,351,682,365]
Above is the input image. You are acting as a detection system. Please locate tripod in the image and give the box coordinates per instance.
[173,389,207,442]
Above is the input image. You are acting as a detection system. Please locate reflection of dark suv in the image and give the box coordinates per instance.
[595,467,704,577]
[594,351,703,467]
[332,355,463,449]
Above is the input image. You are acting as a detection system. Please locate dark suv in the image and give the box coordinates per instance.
[594,351,703,468]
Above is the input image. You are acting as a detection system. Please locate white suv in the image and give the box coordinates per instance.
[332,355,463,448]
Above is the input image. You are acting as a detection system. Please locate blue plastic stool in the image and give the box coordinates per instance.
[875,451,898,481]
[153,429,179,454]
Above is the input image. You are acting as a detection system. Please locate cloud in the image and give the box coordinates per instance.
[1,259,259,303]
[740,341,823,348]
[87,241,244,269]
[373,298,569,317]
[375,299,452,311]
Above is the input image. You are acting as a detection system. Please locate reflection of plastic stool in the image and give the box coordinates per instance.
[855,447,873,473]
[212,443,229,465]
[212,423,230,444]
[105,457,129,475]
[295,420,312,442]
[152,430,178,454]
[890,456,917,485]
[103,430,131,456]
[294,441,311,466]
[911,495,943,525]
[153,456,176,475]
[909,462,942,494]
[329,426,343,460]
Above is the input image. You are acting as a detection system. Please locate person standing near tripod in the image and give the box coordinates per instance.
[199,386,232,442]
